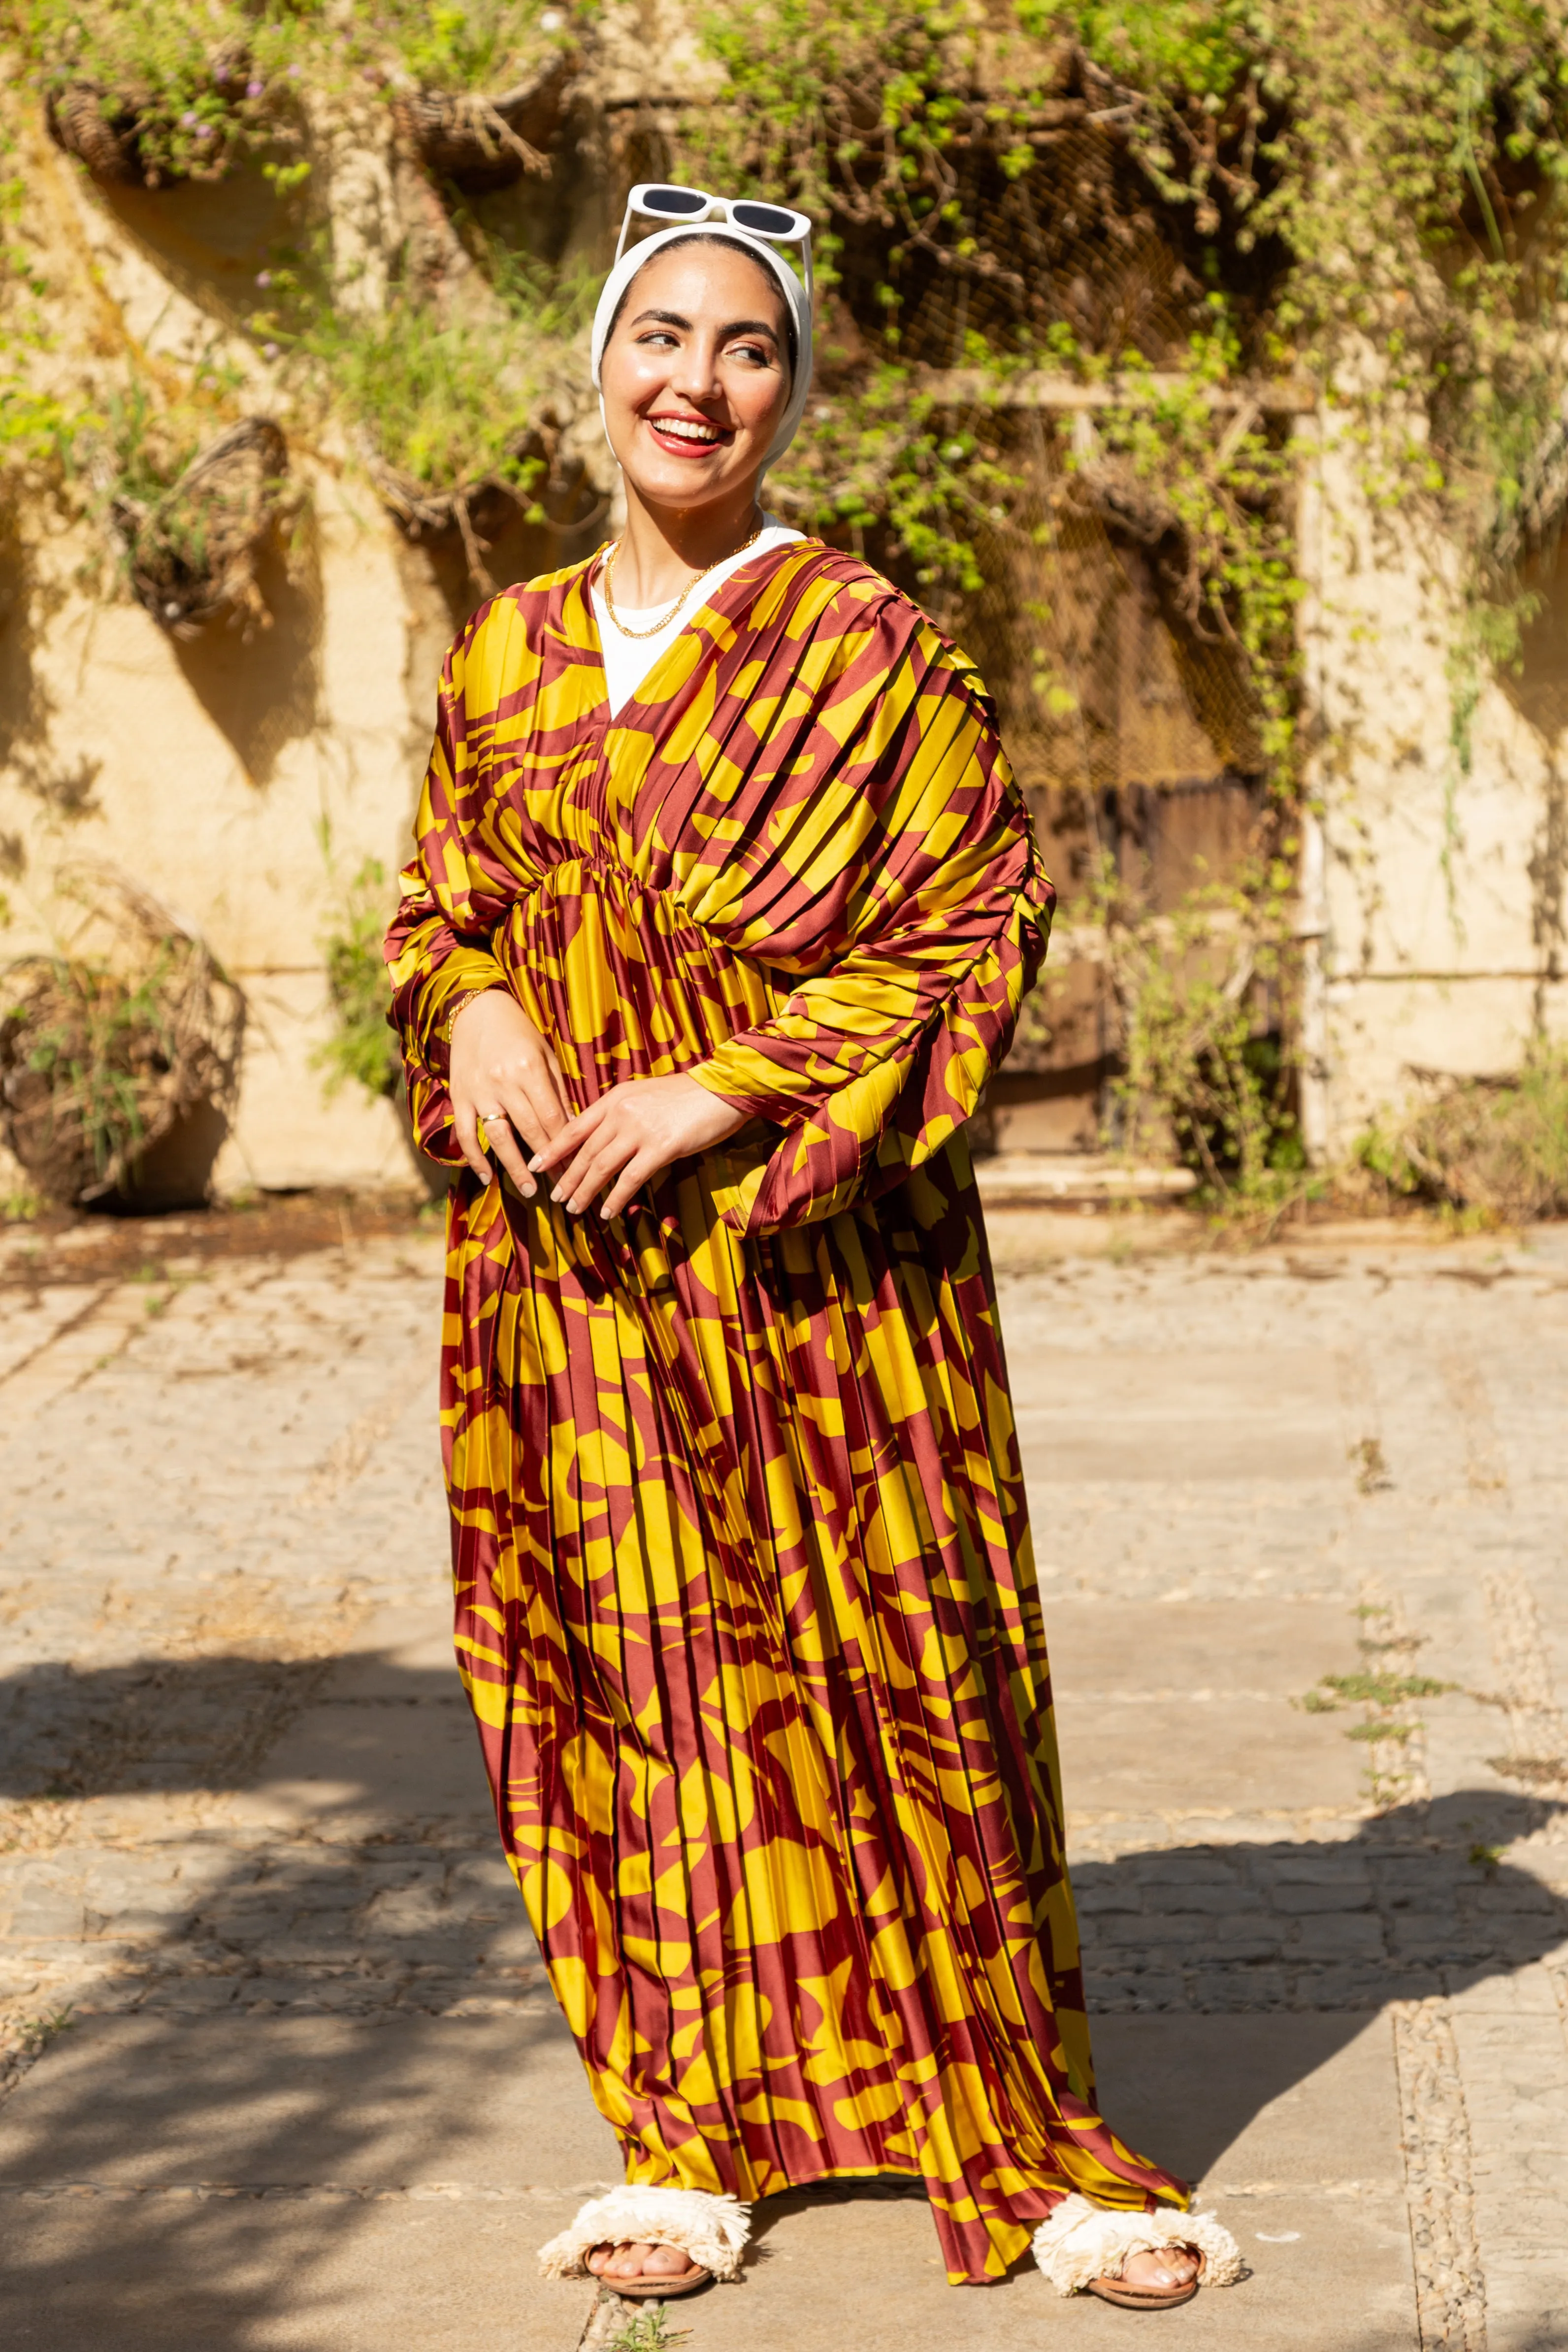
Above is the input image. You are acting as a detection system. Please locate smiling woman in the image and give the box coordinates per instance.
[586,235,807,750]
[384,193,1240,2317]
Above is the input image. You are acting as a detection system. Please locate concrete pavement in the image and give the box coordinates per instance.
[0,1203,1565,2350]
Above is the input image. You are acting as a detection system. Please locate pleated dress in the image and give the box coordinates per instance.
[386,539,1187,2283]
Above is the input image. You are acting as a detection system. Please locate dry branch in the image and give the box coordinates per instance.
[397,51,574,192]
[368,415,605,593]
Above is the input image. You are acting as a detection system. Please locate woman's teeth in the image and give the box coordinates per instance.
[653,417,722,443]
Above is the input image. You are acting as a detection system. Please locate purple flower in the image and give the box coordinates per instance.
[181,110,199,127]
[262,342,280,360]
[287,63,301,78]
[196,125,213,139]
[255,269,272,288]
[246,78,263,99]
[214,65,230,85]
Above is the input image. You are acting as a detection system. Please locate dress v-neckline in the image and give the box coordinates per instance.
[579,537,813,727]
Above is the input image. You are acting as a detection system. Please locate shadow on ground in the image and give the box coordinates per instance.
[0,1650,1562,2347]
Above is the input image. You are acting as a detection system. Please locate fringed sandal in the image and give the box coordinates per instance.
[1032,2193,1243,2311]
[537,2185,751,2301]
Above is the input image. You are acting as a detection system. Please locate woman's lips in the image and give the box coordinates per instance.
[645,413,731,457]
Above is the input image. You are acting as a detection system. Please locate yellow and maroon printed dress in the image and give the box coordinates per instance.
[386,540,1185,2284]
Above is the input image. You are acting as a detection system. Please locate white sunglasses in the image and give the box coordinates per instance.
[617,184,813,297]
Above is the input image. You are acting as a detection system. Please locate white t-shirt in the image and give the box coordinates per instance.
[591,520,804,717]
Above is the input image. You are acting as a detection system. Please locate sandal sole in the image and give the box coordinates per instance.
[1087,2278,1200,2309]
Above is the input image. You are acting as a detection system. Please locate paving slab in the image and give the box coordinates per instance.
[0,2013,617,2350]
[1047,1599,1367,1816]
[1012,1346,1347,1482]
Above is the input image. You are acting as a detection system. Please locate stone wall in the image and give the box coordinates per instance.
[1298,404,1568,1160]
[2,18,1564,1201]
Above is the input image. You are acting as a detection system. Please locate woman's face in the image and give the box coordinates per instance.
[599,242,792,513]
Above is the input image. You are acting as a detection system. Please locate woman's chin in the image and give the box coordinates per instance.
[625,462,753,512]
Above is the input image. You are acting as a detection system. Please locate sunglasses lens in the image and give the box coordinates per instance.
[731,201,798,235]
[643,186,707,216]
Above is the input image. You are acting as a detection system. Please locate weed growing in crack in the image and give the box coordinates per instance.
[602,2309,692,2352]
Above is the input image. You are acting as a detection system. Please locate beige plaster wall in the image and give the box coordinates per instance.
[2,453,427,1194]
[0,15,719,1202]
[1298,405,1567,1157]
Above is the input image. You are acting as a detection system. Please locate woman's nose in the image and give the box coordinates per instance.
[669,338,722,401]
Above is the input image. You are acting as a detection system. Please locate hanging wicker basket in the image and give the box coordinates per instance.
[0,874,244,1210]
[45,84,147,183]
[397,50,574,192]
[108,417,292,639]
[45,47,251,190]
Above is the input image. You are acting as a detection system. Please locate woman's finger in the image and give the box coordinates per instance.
[452,1101,495,1186]
[598,1148,658,1222]
[513,1060,575,1155]
[480,1111,538,1199]
[490,1073,555,1168]
[533,1096,608,1175]
[528,1051,571,1139]
[499,1053,569,1148]
[553,1127,636,1211]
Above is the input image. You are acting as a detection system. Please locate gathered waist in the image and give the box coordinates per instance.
[489,856,776,1100]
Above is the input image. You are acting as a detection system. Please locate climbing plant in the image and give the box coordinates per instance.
[316,856,402,1104]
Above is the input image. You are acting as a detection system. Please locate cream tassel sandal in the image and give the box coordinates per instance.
[1032,2193,1243,2310]
[537,2185,750,2301]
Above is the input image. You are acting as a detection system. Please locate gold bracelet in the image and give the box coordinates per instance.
[444,987,494,1046]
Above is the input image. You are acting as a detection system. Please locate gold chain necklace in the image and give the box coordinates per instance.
[600,511,765,642]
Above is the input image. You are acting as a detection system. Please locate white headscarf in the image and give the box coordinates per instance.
[589,223,814,478]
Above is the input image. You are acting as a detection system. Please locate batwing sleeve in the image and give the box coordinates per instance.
[686,639,1055,1236]
[384,610,517,1166]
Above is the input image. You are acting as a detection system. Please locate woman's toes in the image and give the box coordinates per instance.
[1121,2246,1199,2290]
[586,2243,613,2277]
[600,2240,652,2280]
[642,2242,693,2278]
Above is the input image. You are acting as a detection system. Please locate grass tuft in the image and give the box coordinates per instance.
[602,2308,693,2352]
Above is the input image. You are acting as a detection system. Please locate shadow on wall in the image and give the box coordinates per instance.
[91,1096,233,1216]
[413,477,609,639]
[0,515,102,831]
[172,519,324,786]
[0,1645,1564,2343]
[1501,534,1568,977]
[84,163,315,355]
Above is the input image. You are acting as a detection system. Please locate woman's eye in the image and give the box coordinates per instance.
[731,342,772,366]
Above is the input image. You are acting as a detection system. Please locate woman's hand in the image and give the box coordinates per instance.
[531,1075,747,1220]
[448,989,570,1197]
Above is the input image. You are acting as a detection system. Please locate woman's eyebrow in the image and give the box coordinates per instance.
[627,307,780,343]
